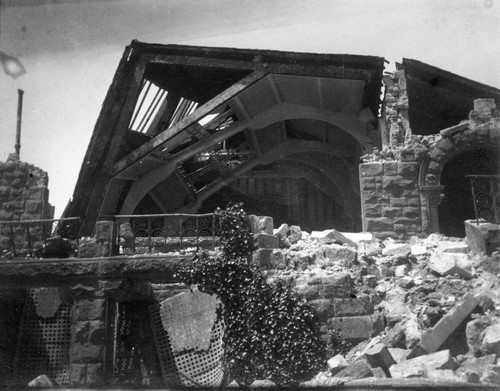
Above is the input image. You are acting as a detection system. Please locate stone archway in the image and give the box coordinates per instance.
[419,122,500,235]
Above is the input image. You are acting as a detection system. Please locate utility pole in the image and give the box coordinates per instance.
[15,89,24,158]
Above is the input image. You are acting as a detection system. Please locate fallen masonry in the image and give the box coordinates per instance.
[0,216,499,388]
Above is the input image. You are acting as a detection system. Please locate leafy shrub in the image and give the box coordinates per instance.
[176,203,326,386]
[215,203,255,261]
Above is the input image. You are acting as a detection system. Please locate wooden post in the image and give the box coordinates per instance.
[15,89,24,158]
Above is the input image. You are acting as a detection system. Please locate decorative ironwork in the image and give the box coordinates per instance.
[467,175,500,224]
[116,213,218,256]
[0,217,82,259]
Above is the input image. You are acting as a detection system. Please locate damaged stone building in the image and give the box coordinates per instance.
[0,41,499,388]
[65,41,499,239]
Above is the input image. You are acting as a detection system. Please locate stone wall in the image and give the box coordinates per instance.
[0,153,54,221]
[360,161,422,240]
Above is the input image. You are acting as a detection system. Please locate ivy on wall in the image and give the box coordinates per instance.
[175,203,326,386]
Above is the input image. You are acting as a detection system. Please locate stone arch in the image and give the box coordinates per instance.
[419,124,500,234]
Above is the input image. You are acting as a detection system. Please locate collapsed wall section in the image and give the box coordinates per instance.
[0,153,54,222]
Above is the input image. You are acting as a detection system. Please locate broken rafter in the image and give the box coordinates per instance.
[112,69,269,176]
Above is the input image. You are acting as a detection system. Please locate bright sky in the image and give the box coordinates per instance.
[0,0,499,217]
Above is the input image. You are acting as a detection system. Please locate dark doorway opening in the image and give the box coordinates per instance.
[438,148,498,237]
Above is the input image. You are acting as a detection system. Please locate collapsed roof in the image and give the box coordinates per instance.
[67,41,385,235]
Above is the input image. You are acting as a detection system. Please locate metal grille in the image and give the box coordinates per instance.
[116,213,218,255]
[149,303,224,387]
[467,175,500,223]
[112,302,162,386]
[0,217,81,259]
[13,289,71,386]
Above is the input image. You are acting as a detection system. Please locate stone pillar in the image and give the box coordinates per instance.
[420,186,445,234]
[69,283,106,387]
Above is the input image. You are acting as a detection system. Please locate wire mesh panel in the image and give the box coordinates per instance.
[149,302,224,387]
[13,289,71,386]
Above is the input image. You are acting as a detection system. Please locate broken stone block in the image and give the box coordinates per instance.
[323,244,357,266]
[397,276,414,288]
[481,365,500,385]
[371,311,385,336]
[249,379,276,388]
[327,354,348,375]
[458,354,497,379]
[466,316,492,356]
[427,369,464,382]
[252,248,271,268]
[309,299,333,322]
[364,343,396,376]
[428,252,474,279]
[394,264,410,277]
[481,322,500,356]
[465,220,500,255]
[332,296,374,317]
[335,357,373,379]
[389,349,454,378]
[296,250,313,270]
[381,320,408,348]
[254,233,279,249]
[404,317,422,349]
[248,215,274,235]
[388,348,410,363]
[440,242,469,254]
[273,223,289,239]
[301,372,345,387]
[362,274,378,288]
[382,243,411,258]
[289,225,302,243]
[321,273,353,298]
[294,284,320,301]
[310,229,357,248]
[270,250,287,269]
[28,374,53,388]
[339,232,373,247]
[420,293,480,354]
[410,237,427,256]
[371,367,388,378]
[329,315,374,340]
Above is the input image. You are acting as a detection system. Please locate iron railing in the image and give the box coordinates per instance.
[0,217,82,259]
[115,213,218,255]
[467,175,500,224]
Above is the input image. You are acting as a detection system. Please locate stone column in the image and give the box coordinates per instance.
[420,186,445,234]
[69,283,106,387]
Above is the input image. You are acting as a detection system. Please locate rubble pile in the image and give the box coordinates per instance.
[249,216,500,386]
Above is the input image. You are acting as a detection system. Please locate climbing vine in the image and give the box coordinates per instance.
[175,203,326,386]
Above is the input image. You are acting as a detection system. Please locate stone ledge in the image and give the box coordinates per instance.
[0,254,191,285]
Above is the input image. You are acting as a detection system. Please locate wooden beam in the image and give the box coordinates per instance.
[268,74,283,105]
[112,69,268,176]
